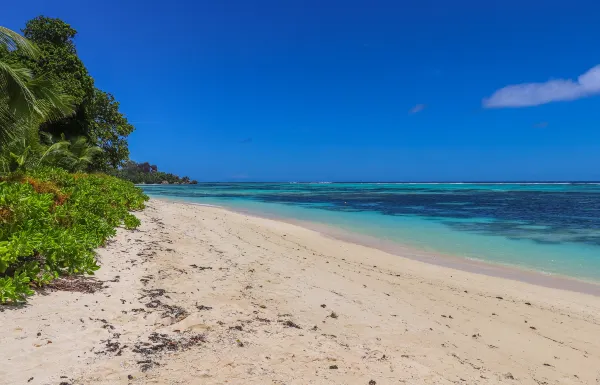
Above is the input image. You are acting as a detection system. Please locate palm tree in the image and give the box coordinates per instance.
[63,136,103,172]
[0,26,74,145]
[0,125,70,175]
[1,26,77,175]
[0,130,103,175]
[1,26,38,138]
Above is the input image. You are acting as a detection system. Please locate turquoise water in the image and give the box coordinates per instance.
[142,183,600,282]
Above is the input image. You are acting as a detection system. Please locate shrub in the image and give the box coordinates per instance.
[0,166,148,303]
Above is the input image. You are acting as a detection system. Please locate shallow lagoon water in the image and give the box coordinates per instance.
[142,183,600,282]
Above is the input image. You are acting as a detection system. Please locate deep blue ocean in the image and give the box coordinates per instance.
[142,183,600,282]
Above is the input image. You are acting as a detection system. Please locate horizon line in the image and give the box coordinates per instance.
[140,180,600,184]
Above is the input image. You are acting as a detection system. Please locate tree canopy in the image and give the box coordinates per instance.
[2,16,192,180]
[86,89,134,170]
[13,16,134,170]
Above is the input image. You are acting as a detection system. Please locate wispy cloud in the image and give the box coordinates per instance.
[483,65,600,108]
[533,122,548,128]
[239,137,253,144]
[409,104,426,114]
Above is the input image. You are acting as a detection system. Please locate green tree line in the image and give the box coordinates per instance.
[1,17,133,171]
[1,17,193,180]
[0,19,149,303]
[112,160,198,184]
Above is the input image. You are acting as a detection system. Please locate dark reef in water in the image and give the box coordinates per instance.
[142,183,600,247]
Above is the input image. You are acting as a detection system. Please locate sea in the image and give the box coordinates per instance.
[141,183,600,283]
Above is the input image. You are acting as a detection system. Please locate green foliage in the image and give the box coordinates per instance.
[0,26,38,57]
[1,23,77,183]
[5,17,135,171]
[33,135,103,173]
[21,17,93,115]
[0,20,148,305]
[86,89,134,170]
[0,167,148,303]
[0,122,101,175]
[112,161,198,184]
[1,25,76,145]
[0,26,40,127]
[62,136,103,172]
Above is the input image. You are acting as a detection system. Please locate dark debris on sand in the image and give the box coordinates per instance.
[281,320,302,329]
[144,299,189,321]
[133,332,206,371]
[190,264,213,271]
[96,339,127,356]
[42,276,105,294]
[140,288,166,299]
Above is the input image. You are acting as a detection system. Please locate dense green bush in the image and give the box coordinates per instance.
[0,167,148,303]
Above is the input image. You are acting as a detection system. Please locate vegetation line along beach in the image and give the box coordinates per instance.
[0,17,191,303]
[0,18,150,304]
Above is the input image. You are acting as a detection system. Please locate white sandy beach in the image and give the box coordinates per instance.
[2,199,600,384]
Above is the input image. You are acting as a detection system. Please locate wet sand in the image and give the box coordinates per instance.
[1,199,600,384]
[207,201,600,296]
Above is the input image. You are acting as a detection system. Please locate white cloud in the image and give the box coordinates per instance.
[483,65,600,108]
[409,104,426,114]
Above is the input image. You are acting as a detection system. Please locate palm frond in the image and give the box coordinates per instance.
[0,61,37,116]
[0,26,39,58]
[0,26,77,166]
[0,104,16,144]
[28,75,76,121]
[0,69,75,147]
[0,130,39,174]
[67,136,103,171]
[39,131,54,145]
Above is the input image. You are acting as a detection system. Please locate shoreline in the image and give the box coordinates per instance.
[158,197,600,297]
[3,199,600,384]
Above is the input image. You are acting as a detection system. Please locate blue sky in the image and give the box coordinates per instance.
[3,0,600,181]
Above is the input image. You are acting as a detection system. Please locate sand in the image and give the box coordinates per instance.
[2,199,600,385]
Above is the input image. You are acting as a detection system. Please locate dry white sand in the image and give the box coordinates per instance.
[2,199,600,385]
